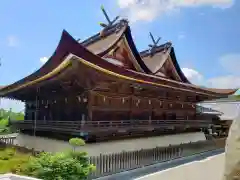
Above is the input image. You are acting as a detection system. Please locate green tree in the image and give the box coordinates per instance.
[0,108,24,120]
[69,138,85,152]
[0,108,24,134]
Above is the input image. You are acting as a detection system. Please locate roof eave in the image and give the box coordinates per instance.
[170,47,191,84]
[0,29,237,98]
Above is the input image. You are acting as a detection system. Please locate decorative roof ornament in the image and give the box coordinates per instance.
[163,41,172,53]
[148,32,161,56]
[115,19,129,33]
[99,5,120,37]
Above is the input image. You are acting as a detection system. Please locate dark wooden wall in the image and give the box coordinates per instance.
[88,83,210,122]
[24,82,214,123]
[25,94,88,121]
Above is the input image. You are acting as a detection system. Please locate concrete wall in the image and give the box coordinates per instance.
[136,153,225,180]
[14,132,206,156]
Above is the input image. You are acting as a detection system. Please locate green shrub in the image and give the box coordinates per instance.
[0,139,95,179]
[20,151,95,180]
[69,138,85,152]
[18,138,94,179]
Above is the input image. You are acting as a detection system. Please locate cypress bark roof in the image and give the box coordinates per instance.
[0,21,237,99]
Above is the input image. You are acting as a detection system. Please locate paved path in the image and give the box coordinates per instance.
[136,153,225,180]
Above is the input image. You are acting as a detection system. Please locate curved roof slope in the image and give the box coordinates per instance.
[0,22,135,93]
[0,30,237,98]
[80,20,151,73]
[140,44,191,83]
[0,21,151,93]
[140,46,238,94]
[81,23,126,55]
[0,32,75,93]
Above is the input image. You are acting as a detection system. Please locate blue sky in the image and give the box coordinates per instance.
[0,0,240,111]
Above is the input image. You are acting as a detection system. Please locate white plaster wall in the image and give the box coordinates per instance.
[199,102,240,120]
[14,132,206,156]
[136,153,225,180]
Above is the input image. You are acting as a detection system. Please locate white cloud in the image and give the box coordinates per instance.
[182,53,240,89]
[7,35,19,47]
[117,0,234,22]
[206,53,240,89]
[207,75,240,89]
[0,98,25,112]
[182,67,203,85]
[40,57,49,64]
[219,53,240,75]
[182,67,240,89]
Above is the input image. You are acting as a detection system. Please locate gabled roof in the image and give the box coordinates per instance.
[81,23,126,55]
[140,44,190,83]
[75,19,190,84]
[80,20,151,73]
[0,29,237,99]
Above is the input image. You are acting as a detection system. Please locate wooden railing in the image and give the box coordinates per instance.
[15,119,211,127]
[0,136,16,145]
[89,138,225,178]
[12,119,211,133]
[89,143,182,178]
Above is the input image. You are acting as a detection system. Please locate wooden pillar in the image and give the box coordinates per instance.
[34,87,40,136]
[81,114,85,128]
[87,91,92,121]
[129,95,133,120]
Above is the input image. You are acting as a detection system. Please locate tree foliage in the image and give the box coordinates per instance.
[0,108,24,120]
[0,108,24,134]
[18,138,95,180]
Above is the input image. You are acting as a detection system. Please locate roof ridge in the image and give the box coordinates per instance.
[80,19,128,47]
[140,42,172,58]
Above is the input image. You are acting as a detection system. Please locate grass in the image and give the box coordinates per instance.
[0,148,31,174]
